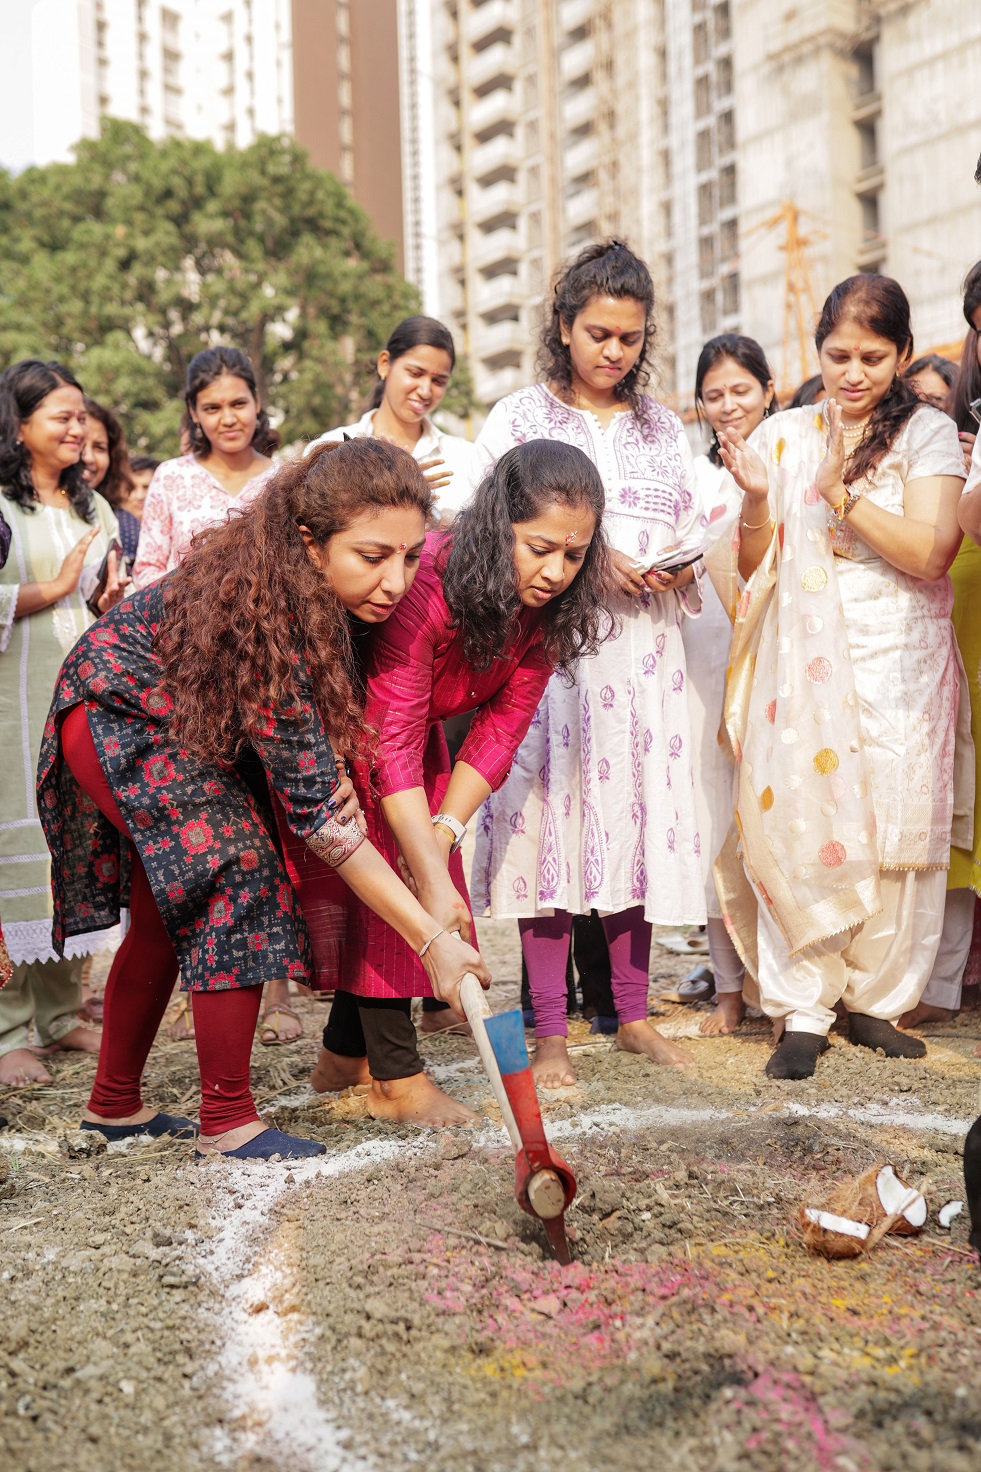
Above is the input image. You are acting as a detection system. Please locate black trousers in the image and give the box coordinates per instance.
[323,990,422,1080]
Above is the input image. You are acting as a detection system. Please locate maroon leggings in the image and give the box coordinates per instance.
[61,704,263,1134]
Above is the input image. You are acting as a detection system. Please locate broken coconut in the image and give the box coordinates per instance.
[938,1200,964,1230]
[800,1163,927,1259]
[800,1208,871,1260]
[866,1165,927,1236]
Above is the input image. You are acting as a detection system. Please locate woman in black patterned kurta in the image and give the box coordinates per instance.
[37,439,489,1160]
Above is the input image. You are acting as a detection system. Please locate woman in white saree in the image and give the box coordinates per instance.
[714,275,968,1079]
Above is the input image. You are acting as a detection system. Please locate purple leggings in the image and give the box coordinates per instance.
[518,906,652,1036]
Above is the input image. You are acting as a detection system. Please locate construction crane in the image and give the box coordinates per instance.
[745,202,825,398]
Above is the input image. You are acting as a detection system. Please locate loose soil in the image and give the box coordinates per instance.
[2,915,980,1472]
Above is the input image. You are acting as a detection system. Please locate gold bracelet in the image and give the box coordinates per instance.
[740,512,773,531]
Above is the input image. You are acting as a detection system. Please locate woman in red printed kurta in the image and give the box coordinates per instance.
[290,438,616,1126]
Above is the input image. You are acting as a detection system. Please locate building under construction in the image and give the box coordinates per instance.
[402,0,981,413]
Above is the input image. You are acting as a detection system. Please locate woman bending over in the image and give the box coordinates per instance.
[295,439,613,1125]
[37,440,488,1159]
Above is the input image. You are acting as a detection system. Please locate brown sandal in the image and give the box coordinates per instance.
[258,1004,303,1046]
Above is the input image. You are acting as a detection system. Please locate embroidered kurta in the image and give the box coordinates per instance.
[37,581,346,991]
[131,455,276,588]
[0,492,122,965]
[306,409,480,517]
[471,385,707,927]
[681,456,740,917]
[281,541,554,998]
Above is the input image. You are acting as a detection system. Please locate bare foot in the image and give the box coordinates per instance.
[197,1119,268,1155]
[367,1073,477,1127]
[531,1035,577,1089]
[166,996,194,1041]
[771,1017,786,1045]
[898,1002,955,1030]
[420,1007,471,1036]
[616,1018,694,1069]
[0,1048,52,1088]
[974,1042,981,1059]
[700,993,746,1036]
[34,1023,101,1057]
[82,1103,157,1126]
[310,1048,372,1093]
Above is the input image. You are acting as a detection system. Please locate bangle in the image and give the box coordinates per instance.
[418,928,445,958]
[740,512,773,531]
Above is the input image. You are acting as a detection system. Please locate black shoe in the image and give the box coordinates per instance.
[81,1112,198,1140]
[847,1013,926,1059]
[765,1032,829,1080]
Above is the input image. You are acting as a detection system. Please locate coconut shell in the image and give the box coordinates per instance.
[799,1206,871,1260]
[865,1164,926,1237]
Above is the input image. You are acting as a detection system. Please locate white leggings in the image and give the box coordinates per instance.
[920,888,975,1010]
[756,868,947,1036]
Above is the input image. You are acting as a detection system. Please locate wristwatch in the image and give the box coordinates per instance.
[432,812,467,853]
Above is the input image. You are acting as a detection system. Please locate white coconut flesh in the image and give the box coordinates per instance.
[938,1200,964,1230]
[875,1165,927,1227]
[804,1209,871,1240]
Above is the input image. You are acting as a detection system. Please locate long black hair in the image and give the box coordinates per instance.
[83,396,135,507]
[539,240,656,419]
[369,316,457,410]
[815,275,919,486]
[439,439,615,676]
[0,360,94,520]
[694,333,778,466]
[947,262,981,434]
[185,346,281,458]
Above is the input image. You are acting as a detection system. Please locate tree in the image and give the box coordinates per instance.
[0,120,421,453]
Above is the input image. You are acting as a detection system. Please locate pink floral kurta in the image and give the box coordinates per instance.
[132,455,276,588]
[471,385,707,926]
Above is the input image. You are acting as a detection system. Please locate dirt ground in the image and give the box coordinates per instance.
[2,912,980,1472]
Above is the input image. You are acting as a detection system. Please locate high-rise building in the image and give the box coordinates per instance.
[0,0,406,266]
[407,0,981,412]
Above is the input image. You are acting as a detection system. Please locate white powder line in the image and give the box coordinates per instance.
[204,1138,418,1472]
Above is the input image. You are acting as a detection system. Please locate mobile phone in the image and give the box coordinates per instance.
[968,397,981,428]
[654,552,703,578]
[85,538,128,616]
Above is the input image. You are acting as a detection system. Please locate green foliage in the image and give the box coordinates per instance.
[0,119,419,454]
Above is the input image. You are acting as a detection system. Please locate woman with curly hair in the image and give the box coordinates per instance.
[36,439,490,1159]
[470,239,706,1089]
[132,345,279,589]
[0,360,126,1089]
[299,438,613,1126]
[717,274,966,1079]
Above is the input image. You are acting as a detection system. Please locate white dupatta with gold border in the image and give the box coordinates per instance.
[710,408,881,971]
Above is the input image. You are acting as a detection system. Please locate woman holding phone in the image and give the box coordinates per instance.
[471,241,706,1089]
[0,360,124,1088]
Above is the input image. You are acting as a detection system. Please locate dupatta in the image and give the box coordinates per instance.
[712,408,881,971]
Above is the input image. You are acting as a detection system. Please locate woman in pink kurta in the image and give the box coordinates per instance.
[287,438,615,1126]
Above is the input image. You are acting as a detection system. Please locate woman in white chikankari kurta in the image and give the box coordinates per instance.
[717,275,968,1080]
[683,335,778,1036]
[471,240,705,1087]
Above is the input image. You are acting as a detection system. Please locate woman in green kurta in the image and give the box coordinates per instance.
[0,360,125,1087]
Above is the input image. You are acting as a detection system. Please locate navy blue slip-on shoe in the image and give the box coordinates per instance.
[80,1112,199,1140]
[195,1128,326,1162]
[588,1014,619,1035]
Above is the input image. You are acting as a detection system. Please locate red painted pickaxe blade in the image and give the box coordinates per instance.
[484,1009,577,1263]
